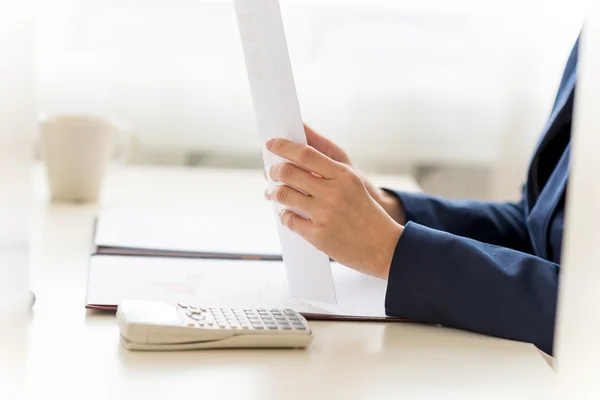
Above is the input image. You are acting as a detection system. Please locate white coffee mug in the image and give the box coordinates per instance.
[39,114,132,203]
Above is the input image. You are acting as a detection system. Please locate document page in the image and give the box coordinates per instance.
[233,0,336,303]
[86,256,389,319]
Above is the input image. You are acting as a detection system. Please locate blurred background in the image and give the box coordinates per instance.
[34,0,588,202]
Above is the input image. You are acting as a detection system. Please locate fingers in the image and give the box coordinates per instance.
[279,210,314,239]
[265,138,342,179]
[270,185,313,217]
[269,162,323,196]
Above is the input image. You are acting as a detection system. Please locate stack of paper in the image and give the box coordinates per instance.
[93,211,283,261]
[85,256,402,321]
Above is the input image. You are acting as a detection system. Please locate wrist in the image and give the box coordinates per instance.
[378,190,406,225]
[371,222,404,280]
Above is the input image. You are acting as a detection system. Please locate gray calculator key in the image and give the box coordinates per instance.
[252,325,264,330]
[284,309,296,315]
[177,303,188,309]
[267,324,278,329]
[294,325,307,330]
[281,325,292,330]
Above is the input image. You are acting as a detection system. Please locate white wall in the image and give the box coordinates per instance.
[34,0,589,198]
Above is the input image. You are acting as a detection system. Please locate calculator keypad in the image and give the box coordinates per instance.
[178,306,308,331]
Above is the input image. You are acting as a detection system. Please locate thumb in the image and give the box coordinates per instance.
[304,124,336,157]
[304,123,329,149]
[303,123,349,164]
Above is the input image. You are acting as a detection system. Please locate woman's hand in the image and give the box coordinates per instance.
[265,125,405,225]
[265,137,404,280]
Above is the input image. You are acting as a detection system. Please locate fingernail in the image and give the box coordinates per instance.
[266,138,276,149]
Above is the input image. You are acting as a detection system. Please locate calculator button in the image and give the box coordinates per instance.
[178,303,188,309]
[267,325,278,330]
[207,321,214,326]
[294,326,306,330]
[281,325,292,330]
[252,325,264,330]
[257,308,267,312]
[284,309,296,315]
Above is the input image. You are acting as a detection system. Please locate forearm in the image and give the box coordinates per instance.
[384,190,533,254]
[385,222,559,355]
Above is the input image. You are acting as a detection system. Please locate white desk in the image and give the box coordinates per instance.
[20,166,554,399]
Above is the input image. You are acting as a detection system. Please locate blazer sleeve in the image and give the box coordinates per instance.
[385,189,533,254]
[385,222,559,355]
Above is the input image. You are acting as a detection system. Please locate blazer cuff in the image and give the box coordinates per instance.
[384,221,446,322]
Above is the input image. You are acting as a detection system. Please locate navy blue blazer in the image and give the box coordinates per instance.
[384,38,579,356]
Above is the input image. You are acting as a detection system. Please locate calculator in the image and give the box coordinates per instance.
[117,300,313,350]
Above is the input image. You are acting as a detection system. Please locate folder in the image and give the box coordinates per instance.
[85,255,406,322]
[92,211,283,261]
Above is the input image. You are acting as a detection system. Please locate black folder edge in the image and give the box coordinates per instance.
[90,216,283,261]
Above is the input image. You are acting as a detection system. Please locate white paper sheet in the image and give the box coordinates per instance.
[233,0,336,303]
[86,256,388,319]
[94,211,282,259]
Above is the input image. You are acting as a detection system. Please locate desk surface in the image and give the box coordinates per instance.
[20,165,554,399]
